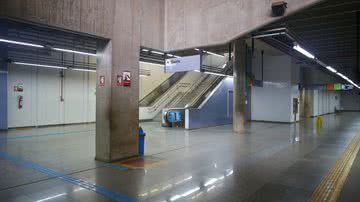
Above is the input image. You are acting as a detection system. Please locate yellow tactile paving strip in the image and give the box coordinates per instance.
[309,133,360,202]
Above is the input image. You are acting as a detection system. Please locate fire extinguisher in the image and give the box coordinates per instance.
[18,96,23,109]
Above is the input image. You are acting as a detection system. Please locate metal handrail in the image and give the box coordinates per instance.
[188,76,224,108]
[170,74,211,107]
[139,72,186,106]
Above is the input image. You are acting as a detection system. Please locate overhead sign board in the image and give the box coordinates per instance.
[326,83,354,91]
[342,84,354,90]
[165,55,201,73]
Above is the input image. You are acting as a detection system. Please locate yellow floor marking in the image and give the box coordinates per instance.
[309,133,360,202]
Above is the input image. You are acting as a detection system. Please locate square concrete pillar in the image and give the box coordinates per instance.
[95,0,141,162]
[232,39,247,133]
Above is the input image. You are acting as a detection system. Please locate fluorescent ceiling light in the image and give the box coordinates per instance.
[13,62,67,70]
[325,66,337,73]
[151,50,164,55]
[293,45,315,59]
[140,61,164,67]
[167,53,181,58]
[0,38,44,48]
[194,48,225,58]
[142,48,149,52]
[71,68,96,73]
[337,72,348,80]
[52,47,97,56]
[336,72,360,89]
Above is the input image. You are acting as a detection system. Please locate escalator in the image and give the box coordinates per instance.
[139,56,232,121]
[139,72,186,107]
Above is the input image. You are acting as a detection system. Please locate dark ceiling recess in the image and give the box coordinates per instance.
[0,19,104,70]
[261,0,360,82]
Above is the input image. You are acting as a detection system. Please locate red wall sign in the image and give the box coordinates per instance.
[122,71,131,87]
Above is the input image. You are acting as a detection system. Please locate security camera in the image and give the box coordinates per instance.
[272,0,287,16]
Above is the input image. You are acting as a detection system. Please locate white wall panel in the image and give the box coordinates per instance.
[8,65,96,128]
[87,73,96,122]
[7,65,35,128]
[64,71,86,124]
[36,68,62,126]
[251,84,292,123]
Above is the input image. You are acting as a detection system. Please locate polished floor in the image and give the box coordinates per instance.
[0,112,359,202]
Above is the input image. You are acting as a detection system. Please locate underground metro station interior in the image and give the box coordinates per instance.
[0,0,360,201]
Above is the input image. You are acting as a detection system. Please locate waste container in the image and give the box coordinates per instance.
[138,127,146,156]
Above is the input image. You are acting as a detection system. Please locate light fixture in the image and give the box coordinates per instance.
[194,48,225,58]
[221,64,227,69]
[71,68,96,73]
[336,72,360,89]
[13,62,67,70]
[142,48,149,52]
[52,47,97,56]
[337,72,348,80]
[0,38,44,48]
[151,50,164,55]
[325,66,337,73]
[293,45,315,59]
[166,53,181,58]
[140,61,164,67]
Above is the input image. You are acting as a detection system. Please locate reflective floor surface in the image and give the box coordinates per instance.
[0,112,360,202]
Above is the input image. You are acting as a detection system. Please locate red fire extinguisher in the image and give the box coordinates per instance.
[18,96,23,109]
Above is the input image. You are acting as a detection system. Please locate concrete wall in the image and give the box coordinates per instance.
[139,63,172,100]
[186,77,233,129]
[340,91,360,111]
[164,0,322,51]
[7,64,96,128]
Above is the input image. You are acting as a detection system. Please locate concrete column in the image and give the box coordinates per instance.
[95,0,141,162]
[232,39,247,133]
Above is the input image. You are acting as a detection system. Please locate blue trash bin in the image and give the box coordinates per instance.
[138,127,146,156]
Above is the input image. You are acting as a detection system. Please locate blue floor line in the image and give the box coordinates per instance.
[0,130,95,141]
[0,151,138,202]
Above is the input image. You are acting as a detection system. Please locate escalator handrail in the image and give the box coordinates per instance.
[139,72,186,106]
